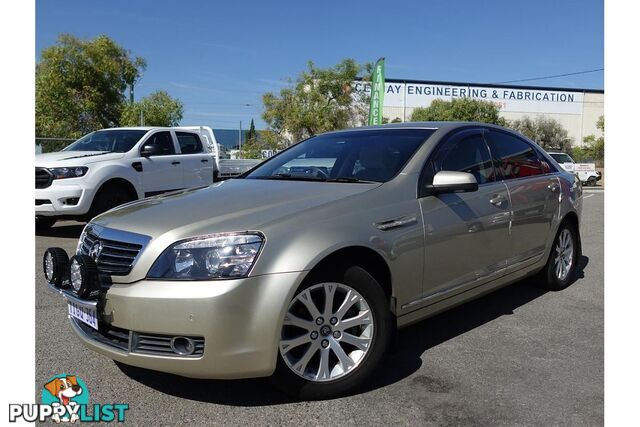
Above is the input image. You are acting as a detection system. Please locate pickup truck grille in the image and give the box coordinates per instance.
[36,167,53,189]
[79,230,143,276]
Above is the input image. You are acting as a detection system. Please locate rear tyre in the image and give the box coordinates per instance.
[538,222,579,291]
[88,183,136,220]
[586,176,597,187]
[36,216,57,233]
[271,265,393,400]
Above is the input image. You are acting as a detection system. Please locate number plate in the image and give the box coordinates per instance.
[68,300,98,330]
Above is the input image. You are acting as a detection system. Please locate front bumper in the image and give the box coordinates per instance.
[60,271,306,379]
[35,182,93,216]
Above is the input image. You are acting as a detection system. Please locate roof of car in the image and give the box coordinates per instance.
[325,121,512,135]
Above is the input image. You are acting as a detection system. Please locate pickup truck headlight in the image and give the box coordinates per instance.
[147,232,264,280]
[50,167,88,179]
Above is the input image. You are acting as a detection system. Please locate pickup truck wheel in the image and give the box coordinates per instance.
[272,265,392,400]
[587,176,597,186]
[538,223,579,291]
[88,184,136,220]
[36,216,56,232]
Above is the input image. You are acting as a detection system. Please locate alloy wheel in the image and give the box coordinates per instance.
[554,229,574,281]
[279,282,374,382]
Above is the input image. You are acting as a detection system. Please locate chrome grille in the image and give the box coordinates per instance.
[73,319,204,357]
[132,333,205,357]
[36,167,53,189]
[79,228,145,276]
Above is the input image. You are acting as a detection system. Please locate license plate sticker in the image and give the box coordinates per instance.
[68,300,98,330]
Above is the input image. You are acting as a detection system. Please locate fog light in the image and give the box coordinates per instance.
[68,255,100,299]
[43,247,69,288]
[170,336,195,355]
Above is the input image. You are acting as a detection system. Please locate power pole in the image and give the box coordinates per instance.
[239,120,243,158]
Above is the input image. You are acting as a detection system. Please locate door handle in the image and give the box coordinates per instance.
[490,194,507,207]
[548,182,559,192]
[201,159,209,163]
[171,161,180,165]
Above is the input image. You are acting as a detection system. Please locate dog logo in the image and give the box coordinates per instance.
[88,241,103,261]
[42,375,88,423]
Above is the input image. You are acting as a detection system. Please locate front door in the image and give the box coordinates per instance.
[139,131,184,196]
[418,129,512,301]
[485,130,560,267]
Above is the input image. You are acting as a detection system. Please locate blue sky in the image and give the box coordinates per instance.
[36,0,603,129]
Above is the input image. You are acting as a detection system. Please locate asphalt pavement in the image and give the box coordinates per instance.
[35,191,604,425]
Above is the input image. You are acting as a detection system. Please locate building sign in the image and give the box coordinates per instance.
[354,81,584,115]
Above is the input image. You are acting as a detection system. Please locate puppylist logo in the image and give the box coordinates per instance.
[8,374,128,423]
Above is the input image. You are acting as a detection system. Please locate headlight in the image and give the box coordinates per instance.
[50,166,88,179]
[147,232,264,280]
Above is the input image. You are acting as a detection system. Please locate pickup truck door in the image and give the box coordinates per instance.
[174,131,213,188]
[417,129,512,303]
[139,130,184,196]
[485,130,560,268]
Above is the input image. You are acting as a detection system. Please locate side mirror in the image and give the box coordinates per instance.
[141,144,161,157]
[425,171,478,195]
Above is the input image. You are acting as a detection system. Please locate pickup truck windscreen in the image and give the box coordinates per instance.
[244,128,435,183]
[63,130,148,153]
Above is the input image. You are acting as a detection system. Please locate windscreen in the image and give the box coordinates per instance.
[244,129,435,183]
[63,130,148,153]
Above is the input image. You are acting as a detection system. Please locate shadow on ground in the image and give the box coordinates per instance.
[36,222,85,239]
[115,256,587,406]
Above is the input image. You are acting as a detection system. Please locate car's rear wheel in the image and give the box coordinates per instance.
[587,176,597,186]
[272,265,392,400]
[539,223,579,290]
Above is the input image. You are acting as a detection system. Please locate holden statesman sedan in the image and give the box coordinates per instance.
[44,122,583,399]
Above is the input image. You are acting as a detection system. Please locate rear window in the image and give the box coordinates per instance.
[486,131,546,179]
[176,132,204,154]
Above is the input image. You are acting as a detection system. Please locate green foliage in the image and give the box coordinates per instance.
[36,34,146,138]
[510,115,572,151]
[120,91,183,127]
[246,119,257,143]
[262,59,372,142]
[241,130,287,159]
[410,98,507,126]
[572,116,604,162]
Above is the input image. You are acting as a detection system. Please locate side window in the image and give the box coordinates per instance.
[176,132,203,154]
[145,131,175,155]
[486,131,544,179]
[421,131,495,187]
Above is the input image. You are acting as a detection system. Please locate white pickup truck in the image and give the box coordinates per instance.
[35,126,259,231]
[547,152,602,186]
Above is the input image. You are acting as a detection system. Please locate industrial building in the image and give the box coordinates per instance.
[354,78,604,146]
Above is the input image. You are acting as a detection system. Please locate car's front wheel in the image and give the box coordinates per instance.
[539,222,580,290]
[272,265,392,399]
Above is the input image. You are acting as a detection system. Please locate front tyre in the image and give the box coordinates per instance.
[272,266,392,400]
[539,223,579,291]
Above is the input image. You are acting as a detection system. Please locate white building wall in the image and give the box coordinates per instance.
[355,81,604,147]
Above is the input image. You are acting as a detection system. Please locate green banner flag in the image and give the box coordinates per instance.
[368,58,385,126]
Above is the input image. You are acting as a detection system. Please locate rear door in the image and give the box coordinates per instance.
[175,131,213,188]
[139,131,184,196]
[485,130,560,268]
[419,128,512,300]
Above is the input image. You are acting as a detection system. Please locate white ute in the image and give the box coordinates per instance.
[35,126,257,231]
[547,152,601,186]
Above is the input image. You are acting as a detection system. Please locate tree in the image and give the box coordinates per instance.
[36,34,146,138]
[572,116,604,161]
[262,59,371,143]
[120,91,183,127]
[410,98,507,125]
[510,115,572,151]
[241,129,286,159]
[246,119,257,143]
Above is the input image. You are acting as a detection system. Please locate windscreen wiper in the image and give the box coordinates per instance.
[326,177,380,184]
[256,173,326,181]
